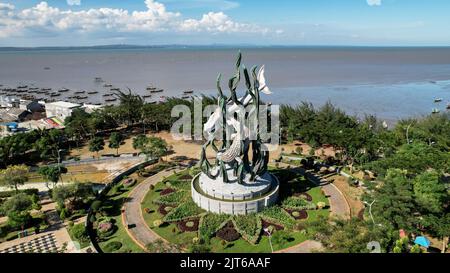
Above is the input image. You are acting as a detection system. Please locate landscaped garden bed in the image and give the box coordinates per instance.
[177,218,200,232]
[216,221,240,242]
[284,209,308,220]
[140,168,330,253]
[158,205,175,216]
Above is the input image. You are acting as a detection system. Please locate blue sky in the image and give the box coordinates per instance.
[0,0,449,46]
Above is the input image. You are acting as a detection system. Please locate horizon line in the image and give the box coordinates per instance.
[1,44,450,50]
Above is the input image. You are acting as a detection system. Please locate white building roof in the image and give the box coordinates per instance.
[46,101,81,109]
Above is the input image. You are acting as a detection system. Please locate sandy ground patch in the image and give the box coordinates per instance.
[332,175,365,218]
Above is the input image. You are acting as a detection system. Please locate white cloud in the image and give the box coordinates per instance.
[67,0,81,6]
[0,0,269,39]
[180,12,268,34]
[367,0,382,6]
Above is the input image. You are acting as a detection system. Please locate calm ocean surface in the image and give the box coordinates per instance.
[1,47,450,122]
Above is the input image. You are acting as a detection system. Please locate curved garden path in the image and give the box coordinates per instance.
[122,168,180,251]
[122,163,350,253]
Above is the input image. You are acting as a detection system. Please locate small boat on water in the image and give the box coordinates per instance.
[105,98,117,102]
[58,88,70,93]
[87,91,99,94]
[150,89,164,93]
[432,108,440,114]
[76,96,88,100]
[110,87,120,91]
[44,67,51,70]
[434,98,443,103]
[50,93,61,97]
[104,84,113,88]
[183,90,194,94]
[146,86,157,90]
[42,88,52,91]
[94,77,103,82]
[103,93,113,97]
[143,94,152,98]
[74,91,86,94]
[17,85,28,89]
[181,96,191,100]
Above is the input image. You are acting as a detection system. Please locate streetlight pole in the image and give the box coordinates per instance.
[57,149,64,186]
[364,200,376,225]
[405,124,412,145]
[264,228,274,253]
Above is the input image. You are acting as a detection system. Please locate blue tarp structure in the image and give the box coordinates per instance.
[414,236,431,248]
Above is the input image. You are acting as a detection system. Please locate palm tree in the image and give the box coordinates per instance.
[113,88,144,127]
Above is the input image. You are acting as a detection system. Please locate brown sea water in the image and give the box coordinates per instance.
[1,46,450,121]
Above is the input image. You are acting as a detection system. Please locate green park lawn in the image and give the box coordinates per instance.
[141,168,330,253]
[96,172,145,253]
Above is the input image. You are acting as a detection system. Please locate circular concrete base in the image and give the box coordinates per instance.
[198,166,273,201]
[191,169,279,215]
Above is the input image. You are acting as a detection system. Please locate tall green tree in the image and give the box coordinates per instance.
[413,170,447,214]
[0,165,29,193]
[108,132,124,156]
[369,169,417,232]
[34,129,65,161]
[1,193,33,229]
[135,136,168,161]
[64,108,94,147]
[38,164,68,188]
[89,137,105,158]
[52,183,94,212]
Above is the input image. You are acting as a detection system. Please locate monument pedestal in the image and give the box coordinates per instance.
[191,166,279,215]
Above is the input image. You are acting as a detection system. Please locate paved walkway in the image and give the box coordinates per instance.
[122,164,350,253]
[122,168,179,251]
[281,163,351,219]
[276,240,324,253]
[274,163,351,253]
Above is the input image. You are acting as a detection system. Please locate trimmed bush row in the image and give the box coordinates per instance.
[163,201,203,222]
[259,206,296,229]
[232,214,262,245]
[153,190,189,206]
[281,197,317,210]
[198,213,230,242]
[0,189,39,198]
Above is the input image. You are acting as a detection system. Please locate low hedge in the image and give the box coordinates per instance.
[259,206,296,229]
[103,241,122,252]
[163,201,203,222]
[198,213,230,242]
[0,189,39,198]
[232,214,262,245]
[282,197,317,210]
[153,190,189,206]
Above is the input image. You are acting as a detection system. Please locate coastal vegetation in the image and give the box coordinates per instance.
[0,89,448,253]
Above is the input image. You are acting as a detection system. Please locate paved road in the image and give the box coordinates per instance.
[274,163,351,253]
[122,168,179,251]
[281,163,351,219]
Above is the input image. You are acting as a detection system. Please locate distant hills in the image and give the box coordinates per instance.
[1,44,449,51]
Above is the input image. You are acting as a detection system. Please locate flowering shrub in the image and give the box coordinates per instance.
[177,218,200,232]
[122,178,136,188]
[153,220,163,228]
[160,188,176,196]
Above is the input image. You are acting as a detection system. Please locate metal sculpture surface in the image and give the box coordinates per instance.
[199,52,272,184]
